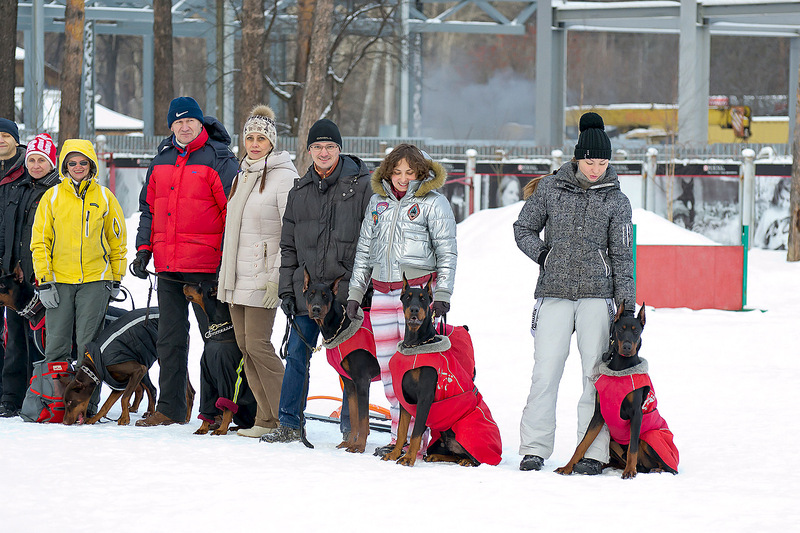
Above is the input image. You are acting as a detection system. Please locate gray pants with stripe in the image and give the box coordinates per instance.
[519,297,611,463]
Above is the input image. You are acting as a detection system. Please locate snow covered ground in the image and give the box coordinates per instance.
[1,206,798,532]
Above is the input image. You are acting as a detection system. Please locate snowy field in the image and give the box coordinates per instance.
[1,206,798,532]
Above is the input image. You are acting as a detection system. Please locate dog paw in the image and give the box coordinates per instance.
[212,428,229,436]
[621,469,637,479]
[117,415,130,426]
[194,428,209,435]
[396,454,417,467]
[554,466,573,475]
[346,444,366,454]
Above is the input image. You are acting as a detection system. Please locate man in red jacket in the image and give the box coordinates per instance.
[131,97,237,426]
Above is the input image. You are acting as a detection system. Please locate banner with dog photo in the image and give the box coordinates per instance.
[652,163,742,245]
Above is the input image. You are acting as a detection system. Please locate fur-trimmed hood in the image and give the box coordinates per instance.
[371,159,448,198]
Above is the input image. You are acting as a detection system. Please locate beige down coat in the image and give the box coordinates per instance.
[218,150,298,307]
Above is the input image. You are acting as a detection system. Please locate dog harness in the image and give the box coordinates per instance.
[321,310,378,381]
[595,359,679,471]
[389,326,502,466]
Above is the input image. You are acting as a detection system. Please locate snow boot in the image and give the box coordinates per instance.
[572,458,604,475]
[519,455,544,471]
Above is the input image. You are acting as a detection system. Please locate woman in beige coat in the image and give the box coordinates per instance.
[218,105,298,438]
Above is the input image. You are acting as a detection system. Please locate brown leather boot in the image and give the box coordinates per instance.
[135,411,180,427]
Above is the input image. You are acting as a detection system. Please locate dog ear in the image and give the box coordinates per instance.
[637,303,646,327]
[303,267,310,293]
[402,273,409,293]
[58,373,76,388]
[425,276,433,299]
[331,275,344,296]
[615,300,625,321]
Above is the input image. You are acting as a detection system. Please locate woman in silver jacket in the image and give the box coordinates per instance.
[347,143,457,453]
[217,105,298,438]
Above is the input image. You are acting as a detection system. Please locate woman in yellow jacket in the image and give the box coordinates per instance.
[31,139,126,381]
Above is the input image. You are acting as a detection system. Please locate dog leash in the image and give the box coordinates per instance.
[279,316,320,360]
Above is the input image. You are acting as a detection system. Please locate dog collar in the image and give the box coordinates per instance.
[17,292,43,320]
[80,365,101,385]
[598,358,648,377]
[205,321,234,339]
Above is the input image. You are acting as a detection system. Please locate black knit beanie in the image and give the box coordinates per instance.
[574,112,611,160]
[307,119,342,150]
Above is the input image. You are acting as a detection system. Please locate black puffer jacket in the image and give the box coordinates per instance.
[279,155,372,313]
[1,165,60,277]
[513,161,635,307]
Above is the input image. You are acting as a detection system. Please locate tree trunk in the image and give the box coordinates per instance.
[58,0,84,149]
[788,61,800,261]
[295,0,334,172]
[290,0,315,134]
[153,0,174,136]
[0,0,17,120]
[240,0,266,150]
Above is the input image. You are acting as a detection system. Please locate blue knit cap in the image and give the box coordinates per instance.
[167,97,204,128]
[0,117,20,144]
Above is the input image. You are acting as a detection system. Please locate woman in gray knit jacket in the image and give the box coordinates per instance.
[514,112,635,474]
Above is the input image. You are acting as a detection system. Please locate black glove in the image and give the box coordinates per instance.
[280,295,297,317]
[537,248,549,268]
[431,301,450,318]
[131,250,152,279]
[346,300,360,320]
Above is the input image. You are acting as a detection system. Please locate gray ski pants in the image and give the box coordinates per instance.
[519,297,611,463]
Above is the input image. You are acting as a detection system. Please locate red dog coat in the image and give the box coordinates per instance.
[389,326,502,466]
[594,363,679,472]
[323,310,379,382]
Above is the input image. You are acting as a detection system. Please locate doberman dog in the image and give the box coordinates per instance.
[183,280,256,436]
[383,276,485,467]
[303,268,380,453]
[556,301,679,478]
[60,307,163,426]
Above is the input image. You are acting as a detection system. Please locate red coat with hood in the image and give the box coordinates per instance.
[136,117,237,273]
[389,326,502,466]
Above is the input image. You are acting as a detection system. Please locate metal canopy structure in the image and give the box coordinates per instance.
[407,1,800,144]
[15,1,800,145]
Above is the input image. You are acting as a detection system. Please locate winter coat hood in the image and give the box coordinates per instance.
[58,139,99,181]
[371,159,448,198]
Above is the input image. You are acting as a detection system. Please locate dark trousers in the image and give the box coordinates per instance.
[155,274,212,422]
[277,314,349,433]
[2,311,38,408]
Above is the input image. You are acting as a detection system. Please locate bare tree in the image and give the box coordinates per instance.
[264,1,400,140]
[789,62,800,261]
[239,0,267,149]
[289,0,315,134]
[0,0,17,119]
[153,0,174,136]
[295,0,335,172]
[58,0,84,149]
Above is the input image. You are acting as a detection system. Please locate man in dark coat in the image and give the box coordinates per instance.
[131,97,237,426]
[0,132,60,417]
[0,118,27,416]
[262,119,373,443]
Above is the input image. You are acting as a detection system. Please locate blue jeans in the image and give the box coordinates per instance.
[278,314,349,433]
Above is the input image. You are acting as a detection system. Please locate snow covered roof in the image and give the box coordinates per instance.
[14,88,143,136]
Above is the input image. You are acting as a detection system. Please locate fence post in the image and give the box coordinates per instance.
[645,147,658,211]
[466,148,478,216]
[741,148,756,248]
[550,149,563,173]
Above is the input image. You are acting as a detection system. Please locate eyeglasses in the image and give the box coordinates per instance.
[67,160,90,167]
[309,144,338,153]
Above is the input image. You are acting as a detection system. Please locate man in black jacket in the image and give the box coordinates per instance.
[0,118,26,416]
[262,119,373,443]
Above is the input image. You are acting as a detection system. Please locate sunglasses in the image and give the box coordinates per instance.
[67,160,90,168]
